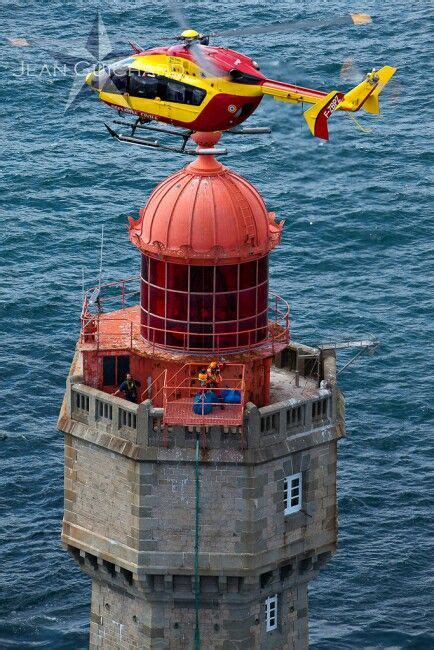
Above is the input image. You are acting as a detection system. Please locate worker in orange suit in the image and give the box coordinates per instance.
[207,360,225,384]
[198,367,208,387]
[206,361,224,408]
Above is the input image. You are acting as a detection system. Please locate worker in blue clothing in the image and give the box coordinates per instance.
[114,373,141,403]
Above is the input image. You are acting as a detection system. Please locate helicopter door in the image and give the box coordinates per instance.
[159,77,206,106]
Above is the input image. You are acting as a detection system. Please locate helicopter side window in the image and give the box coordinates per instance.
[158,77,206,106]
[190,87,206,105]
[129,71,159,100]
[166,80,185,103]
[127,72,205,105]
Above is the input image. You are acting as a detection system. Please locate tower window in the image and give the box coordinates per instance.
[260,570,273,589]
[284,472,302,515]
[265,594,278,632]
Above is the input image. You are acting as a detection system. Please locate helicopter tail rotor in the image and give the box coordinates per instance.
[359,66,397,114]
[338,66,397,115]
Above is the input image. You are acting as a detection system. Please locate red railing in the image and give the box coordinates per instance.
[80,277,290,354]
[80,276,139,320]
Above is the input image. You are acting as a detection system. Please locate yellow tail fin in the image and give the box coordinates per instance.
[303,92,343,140]
[362,66,397,114]
[339,66,397,114]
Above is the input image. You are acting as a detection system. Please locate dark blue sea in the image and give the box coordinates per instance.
[1,1,433,647]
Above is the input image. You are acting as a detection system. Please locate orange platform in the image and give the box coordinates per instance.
[164,398,243,427]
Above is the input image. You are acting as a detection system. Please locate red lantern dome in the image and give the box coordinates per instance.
[128,133,283,264]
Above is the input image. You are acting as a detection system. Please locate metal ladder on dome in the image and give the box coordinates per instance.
[221,177,257,244]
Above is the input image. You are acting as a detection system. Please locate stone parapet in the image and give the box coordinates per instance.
[61,384,338,458]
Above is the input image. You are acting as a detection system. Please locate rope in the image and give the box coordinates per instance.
[346,112,373,134]
[194,433,201,650]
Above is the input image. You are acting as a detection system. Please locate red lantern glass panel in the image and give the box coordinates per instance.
[189,294,213,323]
[149,314,165,345]
[166,291,188,321]
[150,259,166,287]
[141,256,149,281]
[149,286,165,317]
[239,288,257,319]
[167,263,188,291]
[215,293,237,322]
[215,264,238,292]
[140,255,269,350]
[190,265,214,293]
[258,256,268,284]
[257,282,268,311]
[239,260,257,289]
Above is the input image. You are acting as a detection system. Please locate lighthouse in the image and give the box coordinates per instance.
[59,132,345,648]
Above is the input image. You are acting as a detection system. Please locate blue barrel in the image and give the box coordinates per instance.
[220,388,231,402]
[193,392,213,415]
[223,390,241,404]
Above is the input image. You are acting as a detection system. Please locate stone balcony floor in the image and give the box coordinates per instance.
[270,366,320,403]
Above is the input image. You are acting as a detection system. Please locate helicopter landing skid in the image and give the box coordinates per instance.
[106,120,228,156]
[105,119,272,155]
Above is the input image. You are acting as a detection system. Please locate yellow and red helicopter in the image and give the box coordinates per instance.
[85,12,396,152]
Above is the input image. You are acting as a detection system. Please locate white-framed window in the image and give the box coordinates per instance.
[265,594,278,632]
[284,472,302,515]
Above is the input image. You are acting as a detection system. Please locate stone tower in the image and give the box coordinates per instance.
[58,133,345,649]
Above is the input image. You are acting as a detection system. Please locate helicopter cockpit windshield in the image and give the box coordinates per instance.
[88,65,110,91]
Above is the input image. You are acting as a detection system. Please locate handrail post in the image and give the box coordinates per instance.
[244,402,260,448]
[88,392,97,427]
[137,399,151,447]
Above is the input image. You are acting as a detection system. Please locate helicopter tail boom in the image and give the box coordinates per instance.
[262,65,396,139]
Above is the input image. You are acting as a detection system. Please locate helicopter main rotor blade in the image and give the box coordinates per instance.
[166,0,189,30]
[208,13,372,39]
